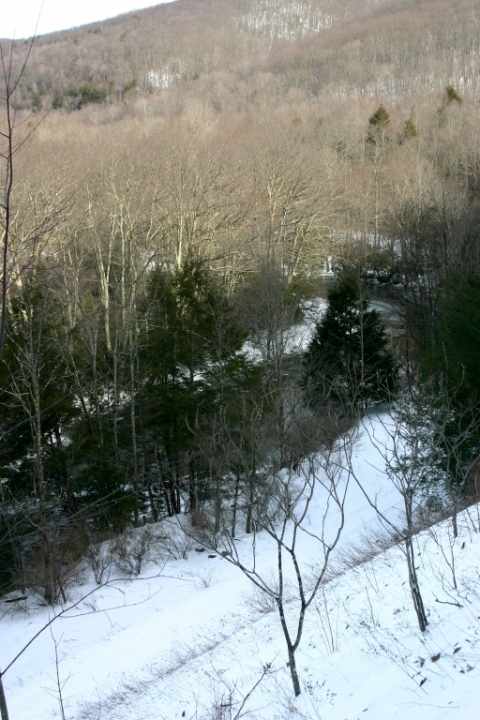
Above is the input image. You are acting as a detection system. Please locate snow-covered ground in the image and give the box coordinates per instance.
[2,414,479,720]
[243,296,328,362]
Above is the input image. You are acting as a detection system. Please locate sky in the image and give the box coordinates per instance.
[1,1,176,40]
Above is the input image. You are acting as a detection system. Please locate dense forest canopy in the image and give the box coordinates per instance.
[0,0,479,604]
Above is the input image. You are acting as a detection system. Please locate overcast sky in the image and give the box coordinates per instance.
[2,1,176,40]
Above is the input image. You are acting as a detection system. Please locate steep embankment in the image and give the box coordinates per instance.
[1,416,478,719]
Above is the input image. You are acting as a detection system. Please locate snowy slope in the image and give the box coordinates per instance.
[1,416,479,720]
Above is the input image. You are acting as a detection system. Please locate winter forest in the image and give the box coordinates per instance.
[1,1,480,719]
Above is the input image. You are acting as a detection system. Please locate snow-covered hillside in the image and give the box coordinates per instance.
[1,414,478,720]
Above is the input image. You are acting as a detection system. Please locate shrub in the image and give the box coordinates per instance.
[85,534,115,584]
[112,526,158,576]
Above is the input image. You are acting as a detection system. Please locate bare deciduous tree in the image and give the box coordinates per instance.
[187,429,351,696]
[0,37,36,355]
[350,407,429,632]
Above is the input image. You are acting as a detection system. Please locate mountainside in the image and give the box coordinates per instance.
[7,0,480,113]
[1,4,480,718]
[2,0,479,286]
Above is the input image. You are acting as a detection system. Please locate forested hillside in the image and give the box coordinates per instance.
[0,0,479,649]
[6,1,480,110]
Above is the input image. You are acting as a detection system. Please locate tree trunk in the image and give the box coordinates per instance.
[146,478,159,523]
[32,364,56,604]
[231,465,240,537]
[246,447,256,534]
[277,578,302,696]
[129,344,139,525]
[0,674,10,720]
[287,646,301,697]
[452,495,458,538]
[189,451,197,515]
[405,535,428,632]
[161,471,173,517]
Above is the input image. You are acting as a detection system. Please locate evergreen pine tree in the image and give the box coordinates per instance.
[367,104,391,145]
[445,85,462,104]
[402,117,417,140]
[302,275,398,414]
[138,257,253,516]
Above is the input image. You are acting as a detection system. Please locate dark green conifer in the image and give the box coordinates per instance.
[369,104,391,128]
[302,275,398,414]
[367,105,392,147]
[445,85,462,104]
[138,257,253,515]
[403,117,417,139]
